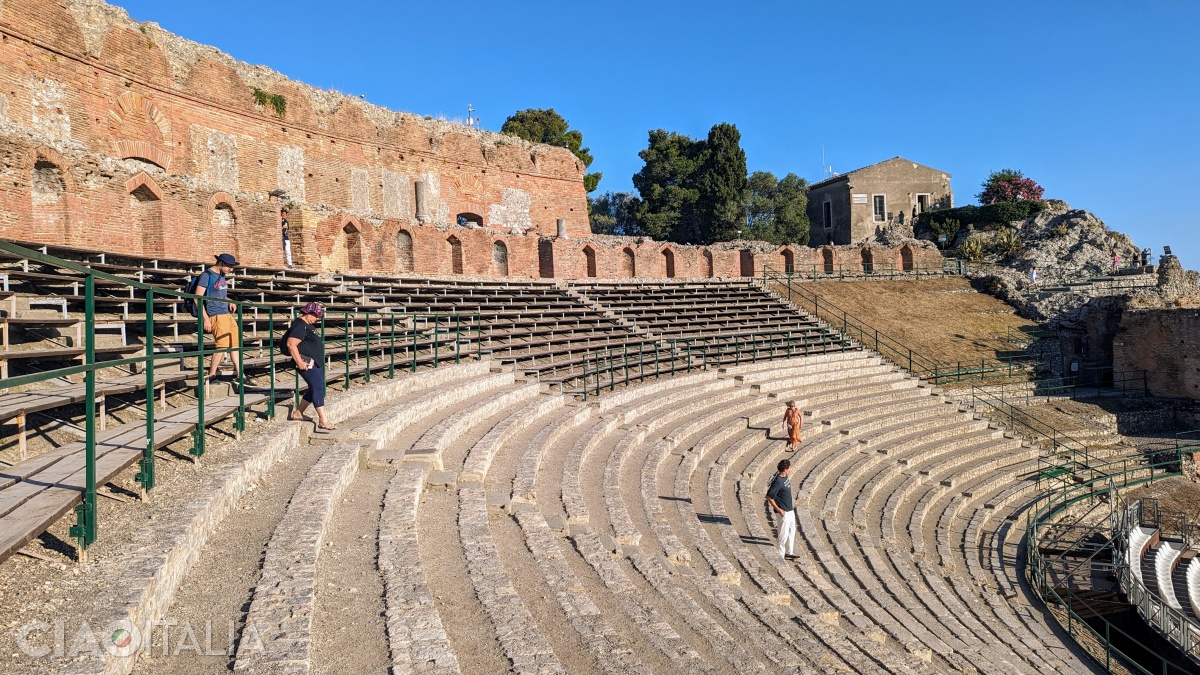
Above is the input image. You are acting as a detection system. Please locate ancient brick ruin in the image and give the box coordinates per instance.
[0,0,937,278]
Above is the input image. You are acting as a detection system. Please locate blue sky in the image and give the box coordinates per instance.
[114,0,1200,266]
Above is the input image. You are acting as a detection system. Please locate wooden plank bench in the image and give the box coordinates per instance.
[0,394,263,563]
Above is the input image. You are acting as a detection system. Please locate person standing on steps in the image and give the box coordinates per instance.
[285,302,336,431]
[281,207,293,268]
[196,253,241,384]
[784,400,803,451]
[766,458,797,560]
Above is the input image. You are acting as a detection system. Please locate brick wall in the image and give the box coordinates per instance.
[1114,308,1200,400]
[0,1,943,280]
[0,0,589,272]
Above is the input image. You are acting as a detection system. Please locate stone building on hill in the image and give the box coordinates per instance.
[806,157,953,246]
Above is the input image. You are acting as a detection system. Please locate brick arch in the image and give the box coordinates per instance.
[660,247,676,278]
[702,249,715,277]
[340,215,364,270]
[209,195,239,261]
[207,191,237,212]
[22,146,77,192]
[582,245,597,278]
[126,171,163,200]
[109,91,174,170]
[98,26,172,87]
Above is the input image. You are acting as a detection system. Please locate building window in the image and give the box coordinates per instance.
[822,199,833,229]
[916,194,930,214]
[872,195,886,222]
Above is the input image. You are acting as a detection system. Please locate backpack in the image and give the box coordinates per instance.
[182,270,218,318]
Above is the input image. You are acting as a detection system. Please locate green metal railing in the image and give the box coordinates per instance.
[0,240,479,559]
[1026,449,1198,674]
[760,267,1034,385]
[770,260,964,281]
[568,327,853,400]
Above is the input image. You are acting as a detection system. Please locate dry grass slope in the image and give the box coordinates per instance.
[797,278,1037,368]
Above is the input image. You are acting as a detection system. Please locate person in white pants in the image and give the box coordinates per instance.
[766,458,797,560]
[281,208,293,268]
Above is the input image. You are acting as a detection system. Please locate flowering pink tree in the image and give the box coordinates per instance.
[977,169,1045,204]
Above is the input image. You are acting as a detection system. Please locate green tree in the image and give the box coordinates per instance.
[589,192,643,236]
[631,129,705,242]
[501,108,602,193]
[743,171,809,245]
[694,123,747,244]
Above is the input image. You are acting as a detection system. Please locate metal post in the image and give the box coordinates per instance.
[455,314,462,364]
[389,312,396,379]
[193,284,207,458]
[364,311,371,383]
[138,288,155,497]
[411,315,418,373]
[267,308,276,419]
[71,274,98,557]
[320,314,327,396]
[343,310,351,390]
[235,303,245,433]
[433,315,441,368]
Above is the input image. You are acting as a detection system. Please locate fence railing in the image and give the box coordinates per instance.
[567,328,854,400]
[759,268,1034,385]
[1026,447,1196,674]
[0,240,479,558]
[1113,498,1200,667]
[768,260,964,281]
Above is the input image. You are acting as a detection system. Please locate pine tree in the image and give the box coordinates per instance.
[695,123,747,244]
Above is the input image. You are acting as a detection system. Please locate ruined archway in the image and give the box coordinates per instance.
[860,247,874,274]
[447,235,464,274]
[583,246,597,278]
[782,248,795,275]
[127,172,164,256]
[661,248,676,278]
[703,250,714,278]
[622,247,636,278]
[396,230,414,273]
[492,240,509,276]
[899,244,914,272]
[31,160,66,241]
[456,212,483,227]
[210,202,238,261]
[822,247,834,274]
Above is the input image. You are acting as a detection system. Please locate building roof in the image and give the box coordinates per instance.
[808,156,950,190]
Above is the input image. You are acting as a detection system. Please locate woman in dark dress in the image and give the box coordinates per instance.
[285,302,336,430]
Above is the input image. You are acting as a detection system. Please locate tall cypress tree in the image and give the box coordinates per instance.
[695,123,747,244]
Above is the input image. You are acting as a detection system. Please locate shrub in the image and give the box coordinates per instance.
[977,200,1045,225]
[992,227,1023,257]
[958,236,988,262]
[929,217,961,244]
[978,169,1045,204]
[1050,222,1069,238]
[979,275,1009,300]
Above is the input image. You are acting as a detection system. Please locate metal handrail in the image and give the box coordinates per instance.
[1026,449,1194,674]
[0,240,479,559]
[759,268,1034,385]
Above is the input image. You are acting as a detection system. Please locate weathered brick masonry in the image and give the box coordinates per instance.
[0,0,939,278]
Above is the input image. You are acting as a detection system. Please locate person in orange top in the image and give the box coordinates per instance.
[784,400,803,451]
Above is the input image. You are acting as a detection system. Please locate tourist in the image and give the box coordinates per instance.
[281,208,293,268]
[1113,253,1120,272]
[784,400,803,451]
[766,458,797,560]
[1143,247,1152,266]
[196,253,241,383]
[285,302,336,431]
[1029,265,1038,286]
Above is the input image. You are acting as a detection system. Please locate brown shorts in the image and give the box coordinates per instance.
[209,313,239,350]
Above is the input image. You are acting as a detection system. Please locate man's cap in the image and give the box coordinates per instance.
[215,253,239,266]
[280,207,289,213]
[300,301,325,318]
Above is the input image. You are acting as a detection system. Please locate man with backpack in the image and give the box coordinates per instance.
[193,253,241,383]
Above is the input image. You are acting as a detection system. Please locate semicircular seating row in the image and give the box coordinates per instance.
[243,350,1098,673]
